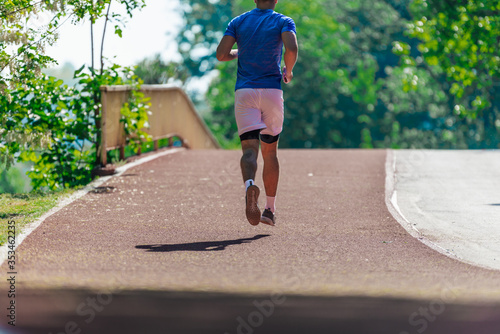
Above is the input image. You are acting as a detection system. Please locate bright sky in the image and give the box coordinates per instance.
[45,0,183,69]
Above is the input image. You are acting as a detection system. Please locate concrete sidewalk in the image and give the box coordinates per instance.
[391,150,500,271]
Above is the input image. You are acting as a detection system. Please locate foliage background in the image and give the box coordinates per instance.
[1,0,149,192]
[177,0,500,149]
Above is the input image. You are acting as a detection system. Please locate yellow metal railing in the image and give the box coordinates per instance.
[99,85,220,165]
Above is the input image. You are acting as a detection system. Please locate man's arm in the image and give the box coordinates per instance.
[281,31,298,83]
[216,35,238,61]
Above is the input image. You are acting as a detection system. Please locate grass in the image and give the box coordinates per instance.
[0,189,76,247]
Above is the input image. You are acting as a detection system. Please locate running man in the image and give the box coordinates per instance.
[216,0,298,226]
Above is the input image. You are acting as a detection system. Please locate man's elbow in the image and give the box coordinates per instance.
[216,51,225,62]
[215,45,227,61]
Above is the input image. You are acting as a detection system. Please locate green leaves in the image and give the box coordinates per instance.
[134,54,189,85]
[1,61,149,191]
[396,0,500,148]
[205,0,418,149]
[177,0,233,78]
[0,1,150,192]
[1,0,146,89]
[119,73,152,152]
[114,25,123,38]
[407,0,500,110]
[199,0,499,149]
[392,41,411,56]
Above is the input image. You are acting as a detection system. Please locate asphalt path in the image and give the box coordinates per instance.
[1,149,500,333]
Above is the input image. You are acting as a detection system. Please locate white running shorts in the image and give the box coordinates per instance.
[234,88,284,137]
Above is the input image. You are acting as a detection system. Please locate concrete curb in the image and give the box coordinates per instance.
[384,149,461,261]
[0,148,184,267]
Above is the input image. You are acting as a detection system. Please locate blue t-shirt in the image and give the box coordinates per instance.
[224,8,296,91]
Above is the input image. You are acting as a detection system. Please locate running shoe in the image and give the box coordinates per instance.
[260,208,275,226]
[245,185,261,226]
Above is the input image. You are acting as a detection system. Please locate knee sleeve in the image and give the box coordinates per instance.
[260,133,280,144]
[239,129,261,141]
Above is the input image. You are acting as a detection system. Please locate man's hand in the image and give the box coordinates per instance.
[282,66,293,84]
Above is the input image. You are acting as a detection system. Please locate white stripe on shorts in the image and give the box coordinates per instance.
[235,88,284,137]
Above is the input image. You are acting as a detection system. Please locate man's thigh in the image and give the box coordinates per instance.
[259,89,284,136]
[235,89,266,136]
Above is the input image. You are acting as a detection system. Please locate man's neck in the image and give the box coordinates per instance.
[256,1,275,10]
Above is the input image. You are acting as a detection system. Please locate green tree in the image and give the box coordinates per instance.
[0,0,144,88]
[181,0,498,149]
[0,166,25,194]
[1,0,151,190]
[177,0,233,79]
[135,54,189,85]
[205,0,439,148]
[398,0,500,148]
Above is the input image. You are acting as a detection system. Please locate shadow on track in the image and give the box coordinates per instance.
[135,234,270,252]
[9,289,500,334]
